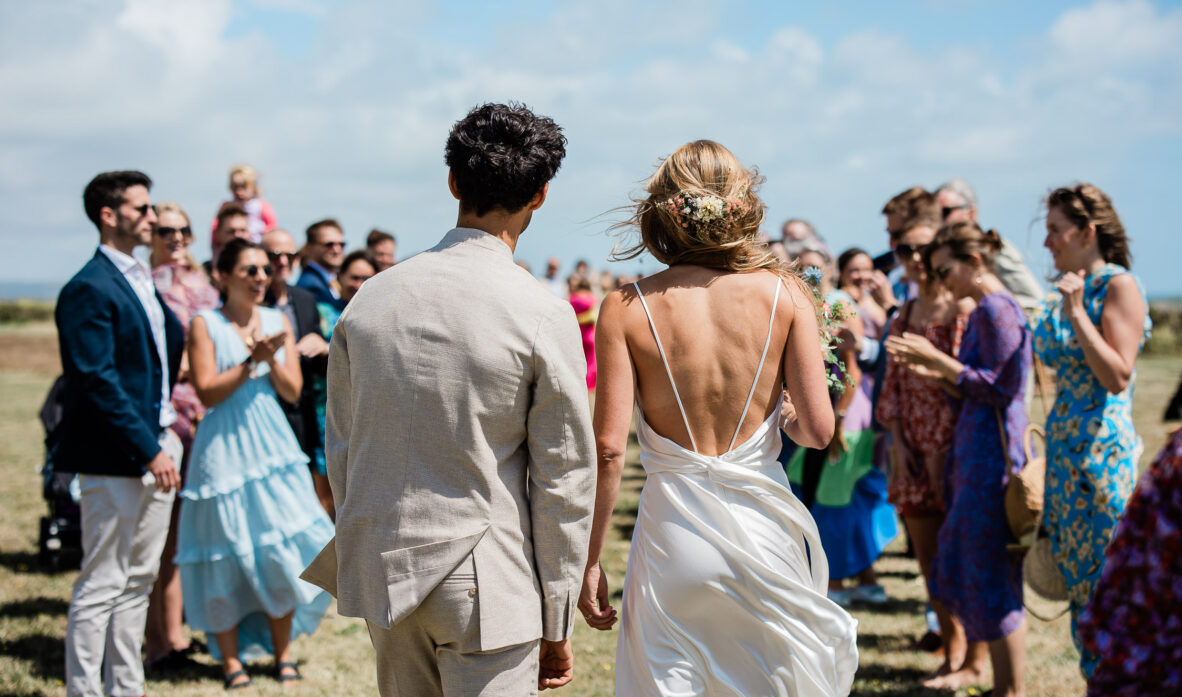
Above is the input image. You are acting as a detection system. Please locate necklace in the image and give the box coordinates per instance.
[223,307,260,349]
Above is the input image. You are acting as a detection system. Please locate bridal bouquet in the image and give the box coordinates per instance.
[801,266,855,395]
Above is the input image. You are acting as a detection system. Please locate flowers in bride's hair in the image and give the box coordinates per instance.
[664,192,747,232]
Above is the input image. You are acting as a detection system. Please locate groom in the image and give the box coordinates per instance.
[302,103,595,695]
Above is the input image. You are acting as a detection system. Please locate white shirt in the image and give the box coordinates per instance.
[97,245,176,429]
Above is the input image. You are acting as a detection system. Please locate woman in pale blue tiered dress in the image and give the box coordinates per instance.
[177,239,334,688]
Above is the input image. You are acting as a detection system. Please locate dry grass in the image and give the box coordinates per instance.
[1,323,1178,696]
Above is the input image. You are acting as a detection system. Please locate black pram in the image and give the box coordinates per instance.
[38,375,82,571]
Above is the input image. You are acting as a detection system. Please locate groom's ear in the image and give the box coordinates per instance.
[447,170,462,201]
[526,182,549,212]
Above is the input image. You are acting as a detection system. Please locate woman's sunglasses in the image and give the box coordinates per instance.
[238,264,273,277]
[932,265,953,281]
[894,243,930,260]
[155,225,192,238]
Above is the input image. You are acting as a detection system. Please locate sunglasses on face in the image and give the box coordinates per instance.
[894,243,930,260]
[941,204,969,219]
[932,265,953,281]
[266,251,295,263]
[320,241,345,249]
[155,225,192,237]
[238,264,273,277]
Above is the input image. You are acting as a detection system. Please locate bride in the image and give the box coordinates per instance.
[579,140,859,696]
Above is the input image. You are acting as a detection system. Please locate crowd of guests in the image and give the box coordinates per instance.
[775,178,1171,696]
[52,161,1179,697]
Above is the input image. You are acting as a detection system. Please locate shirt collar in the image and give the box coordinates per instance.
[306,260,336,280]
[439,227,513,258]
[98,244,149,277]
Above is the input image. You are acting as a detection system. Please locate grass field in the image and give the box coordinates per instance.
[1,321,1177,696]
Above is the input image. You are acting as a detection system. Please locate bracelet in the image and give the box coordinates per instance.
[835,410,847,419]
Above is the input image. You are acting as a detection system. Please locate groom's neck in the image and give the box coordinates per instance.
[455,207,531,253]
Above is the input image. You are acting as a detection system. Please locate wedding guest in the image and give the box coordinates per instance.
[144,201,219,671]
[295,219,346,310]
[59,171,184,697]
[874,215,982,679]
[816,248,897,605]
[208,163,276,246]
[1031,183,1150,679]
[177,238,333,689]
[936,178,1042,312]
[209,202,251,274]
[262,228,332,518]
[310,249,376,515]
[887,221,1030,696]
[780,218,828,259]
[542,256,565,297]
[366,228,397,271]
[569,276,598,390]
[1078,427,1182,696]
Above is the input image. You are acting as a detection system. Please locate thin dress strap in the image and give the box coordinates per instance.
[728,278,782,451]
[633,282,698,453]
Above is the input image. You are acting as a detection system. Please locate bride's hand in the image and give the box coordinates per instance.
[578,562,617,631]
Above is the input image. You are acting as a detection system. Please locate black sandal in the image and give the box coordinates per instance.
[223,668,252,690]
[274,661,303,683]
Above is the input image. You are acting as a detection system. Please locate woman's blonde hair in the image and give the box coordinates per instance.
[150,201,203,273]
[612,140,788,273]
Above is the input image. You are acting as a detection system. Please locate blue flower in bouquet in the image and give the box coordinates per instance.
[802,265,824,287]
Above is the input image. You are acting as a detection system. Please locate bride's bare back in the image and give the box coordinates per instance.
[596,265,833,457]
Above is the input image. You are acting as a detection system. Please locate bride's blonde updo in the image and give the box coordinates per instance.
[612,140,785,275]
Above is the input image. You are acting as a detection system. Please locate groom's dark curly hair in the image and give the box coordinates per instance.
[445,102,567,216]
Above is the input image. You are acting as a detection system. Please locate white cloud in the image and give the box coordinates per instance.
[0,0,1180,295]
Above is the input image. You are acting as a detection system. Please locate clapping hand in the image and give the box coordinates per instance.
[885,333,944,380]
[578,562,617,631]
[868,270,898,310]
[778,391,797,433]
[249,331,286,365]
[1056,270,1087,318]
[296,332,330,358]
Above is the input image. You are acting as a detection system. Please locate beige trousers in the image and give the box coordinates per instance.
[65,429,181,697]
[366,555,540,697]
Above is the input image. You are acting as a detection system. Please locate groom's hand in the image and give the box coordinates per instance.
[538,638,574,690]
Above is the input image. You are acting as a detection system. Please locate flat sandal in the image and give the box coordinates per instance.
[223,668,252,690]
[275,661,303,682]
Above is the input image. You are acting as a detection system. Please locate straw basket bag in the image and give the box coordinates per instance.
[1005,424,1046,541]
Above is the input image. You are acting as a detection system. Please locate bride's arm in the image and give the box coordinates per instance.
[781,278,836,449]
[579,290,633,631]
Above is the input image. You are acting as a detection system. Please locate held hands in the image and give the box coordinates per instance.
[538,638,574,690]
[578,562,618,631]
[1056,270,1087,319]
[145,448,180,493]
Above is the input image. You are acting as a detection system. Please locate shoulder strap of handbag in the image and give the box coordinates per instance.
[1032,354,1052,416]
[994,407,1013,474]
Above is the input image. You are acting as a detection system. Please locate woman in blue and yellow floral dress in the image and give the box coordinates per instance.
[1032,183,1150,679]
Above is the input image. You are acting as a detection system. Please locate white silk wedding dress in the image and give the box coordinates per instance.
[616,282,859,697]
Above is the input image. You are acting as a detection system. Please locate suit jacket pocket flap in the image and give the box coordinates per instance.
[381,527,489,626]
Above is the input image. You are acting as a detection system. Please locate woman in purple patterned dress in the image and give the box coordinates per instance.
[144,201,220,669]
[1077,427,1182,696]
[887,221,1030,697]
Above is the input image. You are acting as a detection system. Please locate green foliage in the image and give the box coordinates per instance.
[0,301,54,325]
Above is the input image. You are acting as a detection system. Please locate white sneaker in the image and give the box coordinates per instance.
[850,584,888,605]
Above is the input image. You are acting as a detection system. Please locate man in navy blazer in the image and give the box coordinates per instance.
[57,170,185,697]
[295,218,346,311]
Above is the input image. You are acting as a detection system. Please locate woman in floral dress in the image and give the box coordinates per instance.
[1031,183,1150,679]
[875,216,978,684]
[887,221,1030,697]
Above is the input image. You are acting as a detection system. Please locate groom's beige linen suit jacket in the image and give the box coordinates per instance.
[301,227,595,651]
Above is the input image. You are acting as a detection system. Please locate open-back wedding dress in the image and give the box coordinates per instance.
[615,281,859,697]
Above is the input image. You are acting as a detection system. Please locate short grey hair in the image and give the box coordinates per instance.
[936,177,978,211]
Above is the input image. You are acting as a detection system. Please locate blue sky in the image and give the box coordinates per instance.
[1,0,1180,295]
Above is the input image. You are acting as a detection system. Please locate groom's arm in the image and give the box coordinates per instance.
[526,308,597,643]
